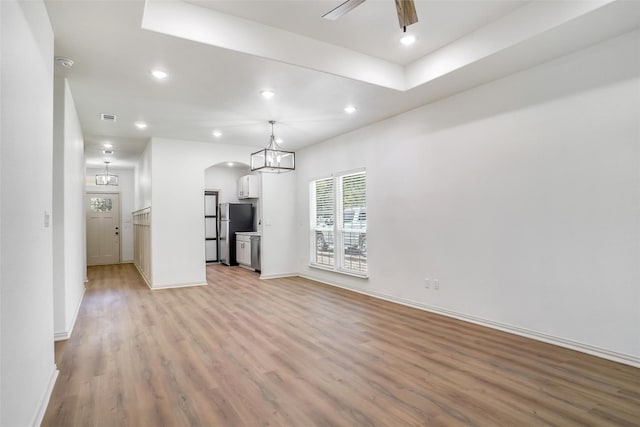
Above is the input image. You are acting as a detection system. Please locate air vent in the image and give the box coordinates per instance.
[100,113,117,122]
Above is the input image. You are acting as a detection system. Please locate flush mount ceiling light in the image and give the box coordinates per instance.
[250,121,295,173]
[212,130,222,138]
[400,34,416,45]
[150,69,168,80]
[135,121,148,129]
[344,105,357,114]
[95,161,118,186]
[260,89,275,99]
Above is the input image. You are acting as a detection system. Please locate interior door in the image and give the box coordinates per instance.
[86,193,120,266]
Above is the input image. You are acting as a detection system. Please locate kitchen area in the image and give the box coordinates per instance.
[204,163,262,273]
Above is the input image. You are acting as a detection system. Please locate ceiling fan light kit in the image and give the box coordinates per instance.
[400,34,416,45]
[250,121,295,173]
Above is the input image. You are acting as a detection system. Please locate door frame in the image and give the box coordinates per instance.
[86,191,121,265]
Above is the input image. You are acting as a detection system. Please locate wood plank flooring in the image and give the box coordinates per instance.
[43,264,640,426]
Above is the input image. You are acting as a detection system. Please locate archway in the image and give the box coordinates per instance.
[202,162,257,264]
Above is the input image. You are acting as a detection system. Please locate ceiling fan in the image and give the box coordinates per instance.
[322,0,418,29]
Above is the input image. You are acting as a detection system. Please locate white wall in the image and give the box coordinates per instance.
[0,1,58,425]
[135,141,152,211]
[0,1,3,421]
[260,172,298,278]
[149,138,254,288]
[295,30,640,364]
[86,167,135,262]
[53,78,86,340]
[52,79,65,338]
[117,169,134,262]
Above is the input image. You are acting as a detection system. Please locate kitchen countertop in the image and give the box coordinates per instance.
[236,231,261,236]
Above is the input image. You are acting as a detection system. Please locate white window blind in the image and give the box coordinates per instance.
[310,170,367,276]
[311,177,334,267]
[337,171,367,274]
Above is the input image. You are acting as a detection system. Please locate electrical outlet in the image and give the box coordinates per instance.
[434,279,440,290]
[424,278,430,289]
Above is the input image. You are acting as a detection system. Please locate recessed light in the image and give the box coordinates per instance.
[400,35,416,46]
[344,105,357,114]
[135,121,148,129]
[103,142,113,149]
[103,150,114,155]
[227,162,234,167]
[151,69,168,80]
[213,130,222,138]
[260,89,275,99]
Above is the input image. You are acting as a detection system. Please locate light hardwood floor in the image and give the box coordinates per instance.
[43,263,640,426]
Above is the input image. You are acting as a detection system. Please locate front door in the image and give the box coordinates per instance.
[86,193,120,265]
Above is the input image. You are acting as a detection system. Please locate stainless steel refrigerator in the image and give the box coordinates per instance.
[219,203,254,266]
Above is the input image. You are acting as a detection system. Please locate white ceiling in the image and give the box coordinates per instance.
[44,0,640,169]
[186,0,525,65]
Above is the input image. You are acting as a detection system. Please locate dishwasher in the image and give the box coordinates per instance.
[250,235,261,272]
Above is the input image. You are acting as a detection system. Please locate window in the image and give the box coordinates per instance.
[89,197,113,212]
[311,177,334,268]
[310,170,367,276]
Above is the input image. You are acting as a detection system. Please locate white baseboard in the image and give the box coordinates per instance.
[54,286,86,341]
[299,274,640,368]
[135,261,197,290]
[259,272,297,280]
[149,281,208,290]
[134,263,153,289]
[31,366,58,427]
[54,331,69,341]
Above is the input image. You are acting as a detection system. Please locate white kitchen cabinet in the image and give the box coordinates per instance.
[236,234,252,266]
[237,174,259,199]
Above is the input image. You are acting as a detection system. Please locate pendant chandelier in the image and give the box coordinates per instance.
[95,161,118,185]
[250,121,295,173]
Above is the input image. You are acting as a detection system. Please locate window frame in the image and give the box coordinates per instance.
[309,168,368,278]
[310,176,336,269]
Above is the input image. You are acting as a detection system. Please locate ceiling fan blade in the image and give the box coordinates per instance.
[322,0,366,21]
[395,0,418,28]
